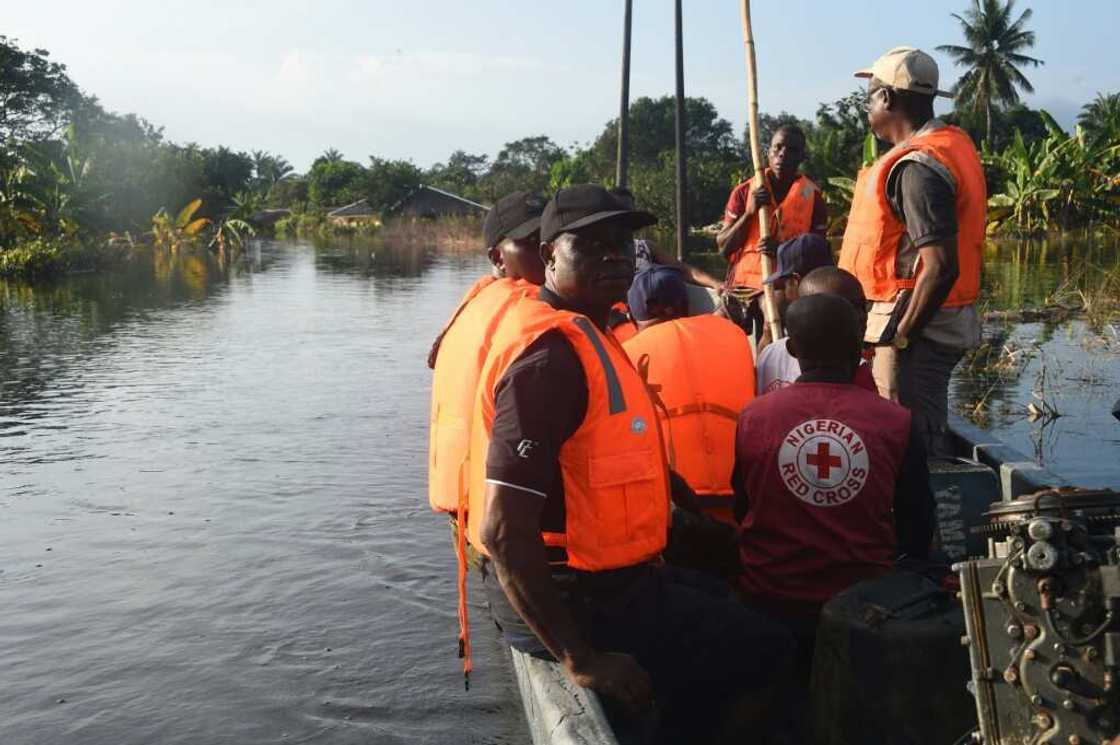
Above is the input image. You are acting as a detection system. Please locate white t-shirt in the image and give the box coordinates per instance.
[755,338,801,396]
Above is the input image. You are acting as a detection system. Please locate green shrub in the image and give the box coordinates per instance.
[0,238,69,278]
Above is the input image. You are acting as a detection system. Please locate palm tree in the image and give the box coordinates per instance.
[937,0,1044,143]
[1077,92,1120,148]
[319,148,344,164]
[251,150,294,188]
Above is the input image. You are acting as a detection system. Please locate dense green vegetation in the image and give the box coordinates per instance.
[1,1,1118,280]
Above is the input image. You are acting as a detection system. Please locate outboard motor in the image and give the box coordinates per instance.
[956,487,1120,744]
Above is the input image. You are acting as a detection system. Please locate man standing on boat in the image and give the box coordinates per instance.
[839,47,985,457]
[733,293,934,685]
[468,185,793,743]
[717,125,828,341]
[427,190,546,681]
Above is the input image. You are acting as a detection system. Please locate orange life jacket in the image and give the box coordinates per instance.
[428,274,538,688]
[623,314,755,524]
[428,276,539,513]
[607,302,639,344]
[468,296,671,572]
[838,124,986,307]
[729,172,820,289]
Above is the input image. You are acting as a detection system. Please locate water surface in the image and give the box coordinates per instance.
[2,234,1117,745]
[1,242,526,744]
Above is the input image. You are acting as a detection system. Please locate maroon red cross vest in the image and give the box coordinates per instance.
[735,381,911,610]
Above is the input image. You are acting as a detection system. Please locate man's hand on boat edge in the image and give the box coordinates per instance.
[565,649,653,715]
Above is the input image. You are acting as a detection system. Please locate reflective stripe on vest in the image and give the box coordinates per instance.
[729,173,819,289]
[736,382,910,606]
[622,314,754,526]
[838,124,986,307]
[572,316,626,415]
[468,296,671,571]
[427,277,538,513]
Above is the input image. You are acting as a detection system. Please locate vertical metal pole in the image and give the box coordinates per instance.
[673,0,688,260]
[616,0,632,189]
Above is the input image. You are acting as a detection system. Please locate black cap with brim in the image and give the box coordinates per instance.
[504,215,541,241]
[541,184,657,242]
[483,190,546,248]
[762,233,834,284]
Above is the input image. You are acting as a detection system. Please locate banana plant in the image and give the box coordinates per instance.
[0,162,43,244]
[151,198,210,253]
[208,216,255,259]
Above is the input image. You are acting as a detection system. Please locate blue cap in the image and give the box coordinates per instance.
[762,233,835,285]
[628,266,689,321]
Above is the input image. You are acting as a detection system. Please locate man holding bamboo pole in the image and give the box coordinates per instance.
[723,0,828,347]
[717,125,828,337]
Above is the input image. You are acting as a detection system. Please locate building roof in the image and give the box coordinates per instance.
[327,199,375,218]
[390,184,490,214]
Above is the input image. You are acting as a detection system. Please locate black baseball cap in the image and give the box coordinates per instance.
[763,233,835,285]
[483,190,546,249]
[540,184,657,242]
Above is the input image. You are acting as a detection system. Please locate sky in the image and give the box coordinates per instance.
[8,1,1120,173]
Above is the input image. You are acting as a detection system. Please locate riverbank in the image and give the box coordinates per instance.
[0,237,134,280]
[275,214,482,250]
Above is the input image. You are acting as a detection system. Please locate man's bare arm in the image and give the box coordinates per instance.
[648,245,724,290]
[717,213,751,259]
[480,483,652,711]
[896,240,959,339]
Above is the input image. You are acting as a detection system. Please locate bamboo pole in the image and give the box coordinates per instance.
[673,0,687,261]
[615,0,632,188]
[740,0,783,342]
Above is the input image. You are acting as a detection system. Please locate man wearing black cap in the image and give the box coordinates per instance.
[468,185,794,743]
[427,190,546,680]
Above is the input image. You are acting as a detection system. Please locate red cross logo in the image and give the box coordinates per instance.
[805,441,842,480]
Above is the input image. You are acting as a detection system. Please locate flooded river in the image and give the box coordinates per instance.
[1,236,1117,744]
[1,243,526,744]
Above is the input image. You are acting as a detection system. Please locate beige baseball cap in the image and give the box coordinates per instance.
[854,46,953,98]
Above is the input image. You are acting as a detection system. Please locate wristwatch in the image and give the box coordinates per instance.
[892,334,910,351]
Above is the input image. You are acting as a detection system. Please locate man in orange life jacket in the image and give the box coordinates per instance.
[622,265,754,526]
[839,47,985,457]
[717,125,828,340]
[427,190,546,678]
[733,293,934,680]
[428,190,547,512]
[470,185,793,743]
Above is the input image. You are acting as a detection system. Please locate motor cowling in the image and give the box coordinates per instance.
[957,487,1120,744]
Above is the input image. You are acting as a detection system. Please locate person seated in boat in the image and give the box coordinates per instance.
[732,293,934,682]
[621,265,754,526]
[468,184,794,744]
[756,261,878,395]
[717,125,828,343]
[427,190,546,676]
[752,234,836,394]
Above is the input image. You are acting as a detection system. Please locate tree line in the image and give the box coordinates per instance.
[2,1,1119,277]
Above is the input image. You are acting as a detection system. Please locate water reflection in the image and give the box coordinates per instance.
[0,240,525,745]
[983,234,1120,311]
[308,235,453,278]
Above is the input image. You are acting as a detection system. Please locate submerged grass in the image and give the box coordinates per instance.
[373,216,482,249]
